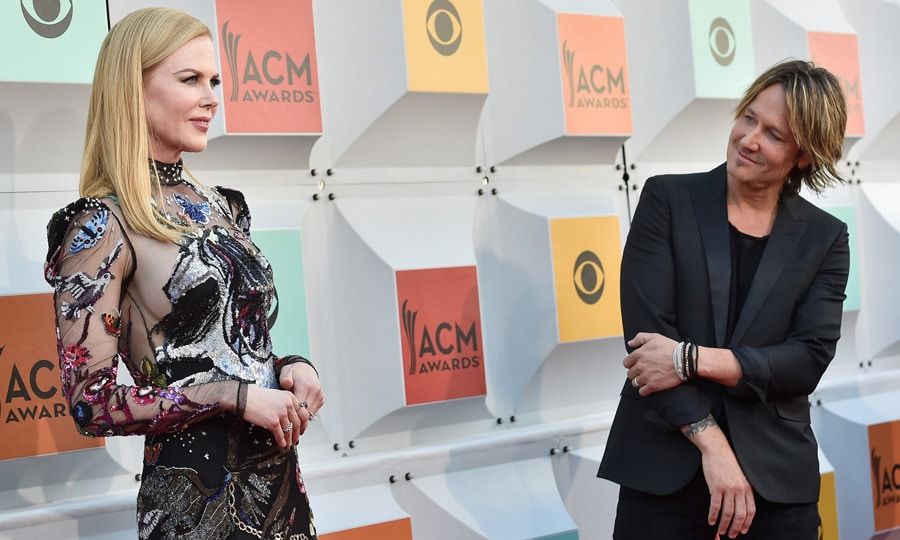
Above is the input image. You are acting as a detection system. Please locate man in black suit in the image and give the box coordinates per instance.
[598,60,850,539]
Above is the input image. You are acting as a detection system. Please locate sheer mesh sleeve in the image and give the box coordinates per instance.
[45,199,241,437]
[274,355,318,378]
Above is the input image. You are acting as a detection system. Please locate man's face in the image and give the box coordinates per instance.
[726,83,810,190]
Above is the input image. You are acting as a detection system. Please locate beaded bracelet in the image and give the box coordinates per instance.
[672,340,700,382]
[672,343,685,382]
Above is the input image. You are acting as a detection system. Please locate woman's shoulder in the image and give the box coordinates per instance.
[47,197,116,246]
[45,197,126,281]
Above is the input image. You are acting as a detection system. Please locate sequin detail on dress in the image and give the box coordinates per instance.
[45,164,316,539]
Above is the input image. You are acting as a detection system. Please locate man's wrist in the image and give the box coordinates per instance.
[680,413,722,453]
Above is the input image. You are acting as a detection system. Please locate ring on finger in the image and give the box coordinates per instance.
[308,412,317,422]
[297,400,309,411]
[631,377,640,388]
[282,424,293,433]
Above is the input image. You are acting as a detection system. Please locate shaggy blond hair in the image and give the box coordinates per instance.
[736,60,847,195]
[80,8,210,242]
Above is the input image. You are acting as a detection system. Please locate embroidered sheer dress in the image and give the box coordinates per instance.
[44,161,316,540]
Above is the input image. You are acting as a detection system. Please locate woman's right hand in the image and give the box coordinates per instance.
[242,385,305,448]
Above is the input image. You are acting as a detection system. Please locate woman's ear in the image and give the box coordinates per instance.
[797,151,812,171]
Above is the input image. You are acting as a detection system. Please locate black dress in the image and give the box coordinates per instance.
[44,160,316,539]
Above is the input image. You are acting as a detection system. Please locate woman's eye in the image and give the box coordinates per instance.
[210,78,221,89]
[182,76,198,84]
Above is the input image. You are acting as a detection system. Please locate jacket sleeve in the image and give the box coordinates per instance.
[45,199,242,437]
[620,177,712,428]
[730,223,849,402]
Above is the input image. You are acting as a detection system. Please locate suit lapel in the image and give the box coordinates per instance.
[728,194,808,346]
[692,165,730,348]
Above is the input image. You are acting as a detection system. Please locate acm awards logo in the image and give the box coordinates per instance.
[426,0,462,56]
[220,21,316,104]
[400,300,481,375]
[21,0,73,39]
[708,17,736,66]
[837,74,861,115]
[871,446,900,508]
[573,250,606,305]
[0,345,66,424]
[562,41,628,110]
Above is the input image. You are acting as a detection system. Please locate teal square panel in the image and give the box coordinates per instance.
[824,206,860,311]
[253,229,311,358]
[688,0,755,99]
[1,2,108,83]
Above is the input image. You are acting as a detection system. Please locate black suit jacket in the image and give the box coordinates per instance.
[597,164,849,504]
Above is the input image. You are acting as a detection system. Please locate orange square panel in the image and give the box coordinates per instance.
[557,14,633,136]
[215,0,322,133]
[0,293,104,461]
[396,267,486,406]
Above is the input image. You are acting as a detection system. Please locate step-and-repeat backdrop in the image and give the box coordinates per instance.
[2,1,898,538]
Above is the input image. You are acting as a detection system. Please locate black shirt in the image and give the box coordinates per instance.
[711,223,769,434]
[726,223,770,342]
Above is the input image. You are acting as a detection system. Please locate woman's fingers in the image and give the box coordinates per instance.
[286,395,303,445]
[272,416,288,448]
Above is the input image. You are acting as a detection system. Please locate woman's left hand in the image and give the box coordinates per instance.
[624,332,682,397]
[279,363,324,433]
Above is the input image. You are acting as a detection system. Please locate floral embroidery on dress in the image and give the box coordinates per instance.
[45,161,316,539]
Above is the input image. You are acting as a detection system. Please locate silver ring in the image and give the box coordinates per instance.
[308,412,317,422]
[282,424,293,433]
[299,400,309,410]
[631,377,640,388]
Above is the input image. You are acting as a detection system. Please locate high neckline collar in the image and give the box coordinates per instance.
[150,159,185,186]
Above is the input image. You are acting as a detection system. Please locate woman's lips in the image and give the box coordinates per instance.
[190,119,210,132]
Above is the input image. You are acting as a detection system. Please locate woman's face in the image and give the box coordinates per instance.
[143,36,220,163]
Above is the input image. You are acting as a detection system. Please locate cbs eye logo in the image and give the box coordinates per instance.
[426,0,462,56]
[708,17,736,66]
[573,250,605,305]
[21,0,73,39]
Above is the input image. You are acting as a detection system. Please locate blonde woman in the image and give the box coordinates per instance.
[43,8,321,539]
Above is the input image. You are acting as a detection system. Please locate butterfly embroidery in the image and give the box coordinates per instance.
[69,209,109,253]
[173,193,211,224]
[102,312,121,337]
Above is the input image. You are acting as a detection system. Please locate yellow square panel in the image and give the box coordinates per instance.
[403,0,489,94]
[550,216,623,343]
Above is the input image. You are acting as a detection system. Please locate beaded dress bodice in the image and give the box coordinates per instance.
[45,161,315,539]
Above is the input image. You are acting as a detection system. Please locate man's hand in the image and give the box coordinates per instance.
[279,362,324,434]
[624,332,682,396]
[682,414,756,538]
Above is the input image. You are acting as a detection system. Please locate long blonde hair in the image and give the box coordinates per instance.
[80,8,211,242]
